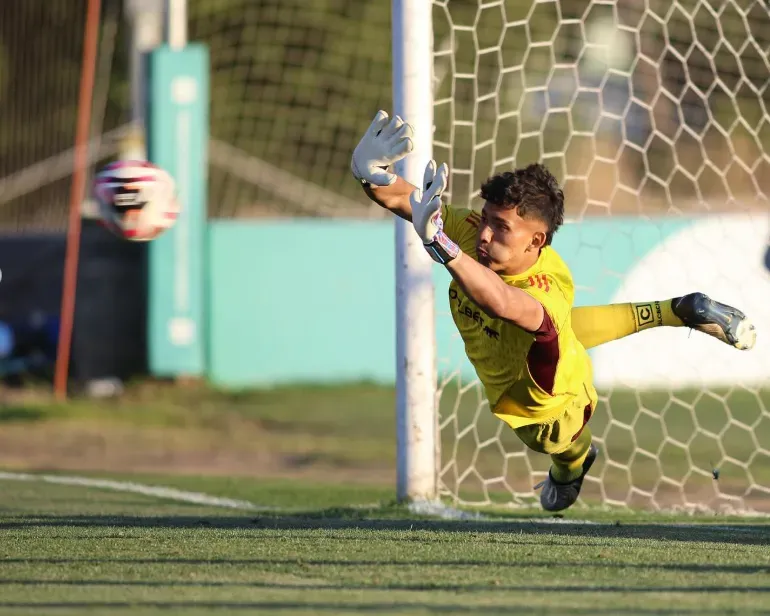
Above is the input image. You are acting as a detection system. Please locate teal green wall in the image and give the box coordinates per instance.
[208,220,397,385]
[207,218,689,388]
[147,45,209,377]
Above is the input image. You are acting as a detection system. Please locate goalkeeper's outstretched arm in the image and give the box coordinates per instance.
[410,160,545,333]
[351,113,545,333]
[363,178,415,221]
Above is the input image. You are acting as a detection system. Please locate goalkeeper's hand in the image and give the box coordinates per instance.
[351,110,414,186]
[409,159,459,265]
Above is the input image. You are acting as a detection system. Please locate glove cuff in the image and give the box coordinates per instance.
[424,230,459,265]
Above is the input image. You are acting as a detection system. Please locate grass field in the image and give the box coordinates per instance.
[1,472,770,615]
[1,381,769,613]
[2,381,768,511]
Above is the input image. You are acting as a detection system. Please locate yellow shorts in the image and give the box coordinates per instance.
[512,399,594,456]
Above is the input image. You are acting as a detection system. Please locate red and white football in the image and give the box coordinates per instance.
[93,160,180,242]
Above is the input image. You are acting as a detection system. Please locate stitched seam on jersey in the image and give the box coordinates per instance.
[493,394,568,426]
[535,281,571,333]
[570,404,594,443]
[521,281,569,334]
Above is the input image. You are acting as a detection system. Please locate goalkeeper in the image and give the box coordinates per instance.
[352,111,756,512]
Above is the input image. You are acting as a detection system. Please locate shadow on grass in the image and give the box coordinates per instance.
[0,601,735,614]
[2,511,769,546]
[0,560,768,575]
[0,407,45,423]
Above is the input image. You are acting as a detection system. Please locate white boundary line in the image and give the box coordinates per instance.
[0,472,765,530]
[0,471,275,512]
[407,499,486,520]
[0,471,478,519]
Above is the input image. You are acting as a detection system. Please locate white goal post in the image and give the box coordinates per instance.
[392,0,439,502]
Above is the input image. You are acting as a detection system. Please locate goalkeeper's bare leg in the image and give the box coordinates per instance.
[572,293,755,351]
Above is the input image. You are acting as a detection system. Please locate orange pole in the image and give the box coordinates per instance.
[54,0,102,400]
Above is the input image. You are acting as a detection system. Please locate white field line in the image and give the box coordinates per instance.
[0,472,765,531]
[0,471,477,518]
[0,471,476,519]
[0,471,275,512]
[407,499,486,520]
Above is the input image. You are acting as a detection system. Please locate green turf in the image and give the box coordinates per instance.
[3,381,770,512]
[0,475,769,615]
[0,382,398,468]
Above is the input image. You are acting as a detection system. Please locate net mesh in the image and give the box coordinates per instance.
[195,0,770,512]
[0,0,127,232]
[188,0,393,218]
[435,0,770,513]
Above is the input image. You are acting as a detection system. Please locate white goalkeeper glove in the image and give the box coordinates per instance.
[351,110,414,186]
[410,159,459,265]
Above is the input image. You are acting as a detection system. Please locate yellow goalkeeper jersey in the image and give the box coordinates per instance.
[441,204,597,429]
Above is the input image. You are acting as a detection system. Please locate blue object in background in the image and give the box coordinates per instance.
[146,44,209,377]
[0,321,13,359]
[0,313,60,378]
[764,240,770,273]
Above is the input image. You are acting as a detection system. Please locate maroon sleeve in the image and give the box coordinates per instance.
[526,310,559,395]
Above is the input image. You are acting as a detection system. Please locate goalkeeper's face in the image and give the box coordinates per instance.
[476,203,548,275]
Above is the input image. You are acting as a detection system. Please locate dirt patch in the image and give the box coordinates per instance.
[0,420,393,485]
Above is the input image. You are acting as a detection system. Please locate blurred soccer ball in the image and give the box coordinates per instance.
[93,160,180,242]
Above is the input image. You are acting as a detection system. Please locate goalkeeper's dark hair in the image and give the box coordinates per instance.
[480,163,564,245]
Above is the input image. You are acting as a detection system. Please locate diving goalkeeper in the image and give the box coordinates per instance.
[352,111,756,512]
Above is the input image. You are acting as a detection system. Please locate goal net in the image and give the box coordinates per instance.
[435,0,770,513]
[0,0,127,232]
[188,0,393,218]
[189,0,770,513]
